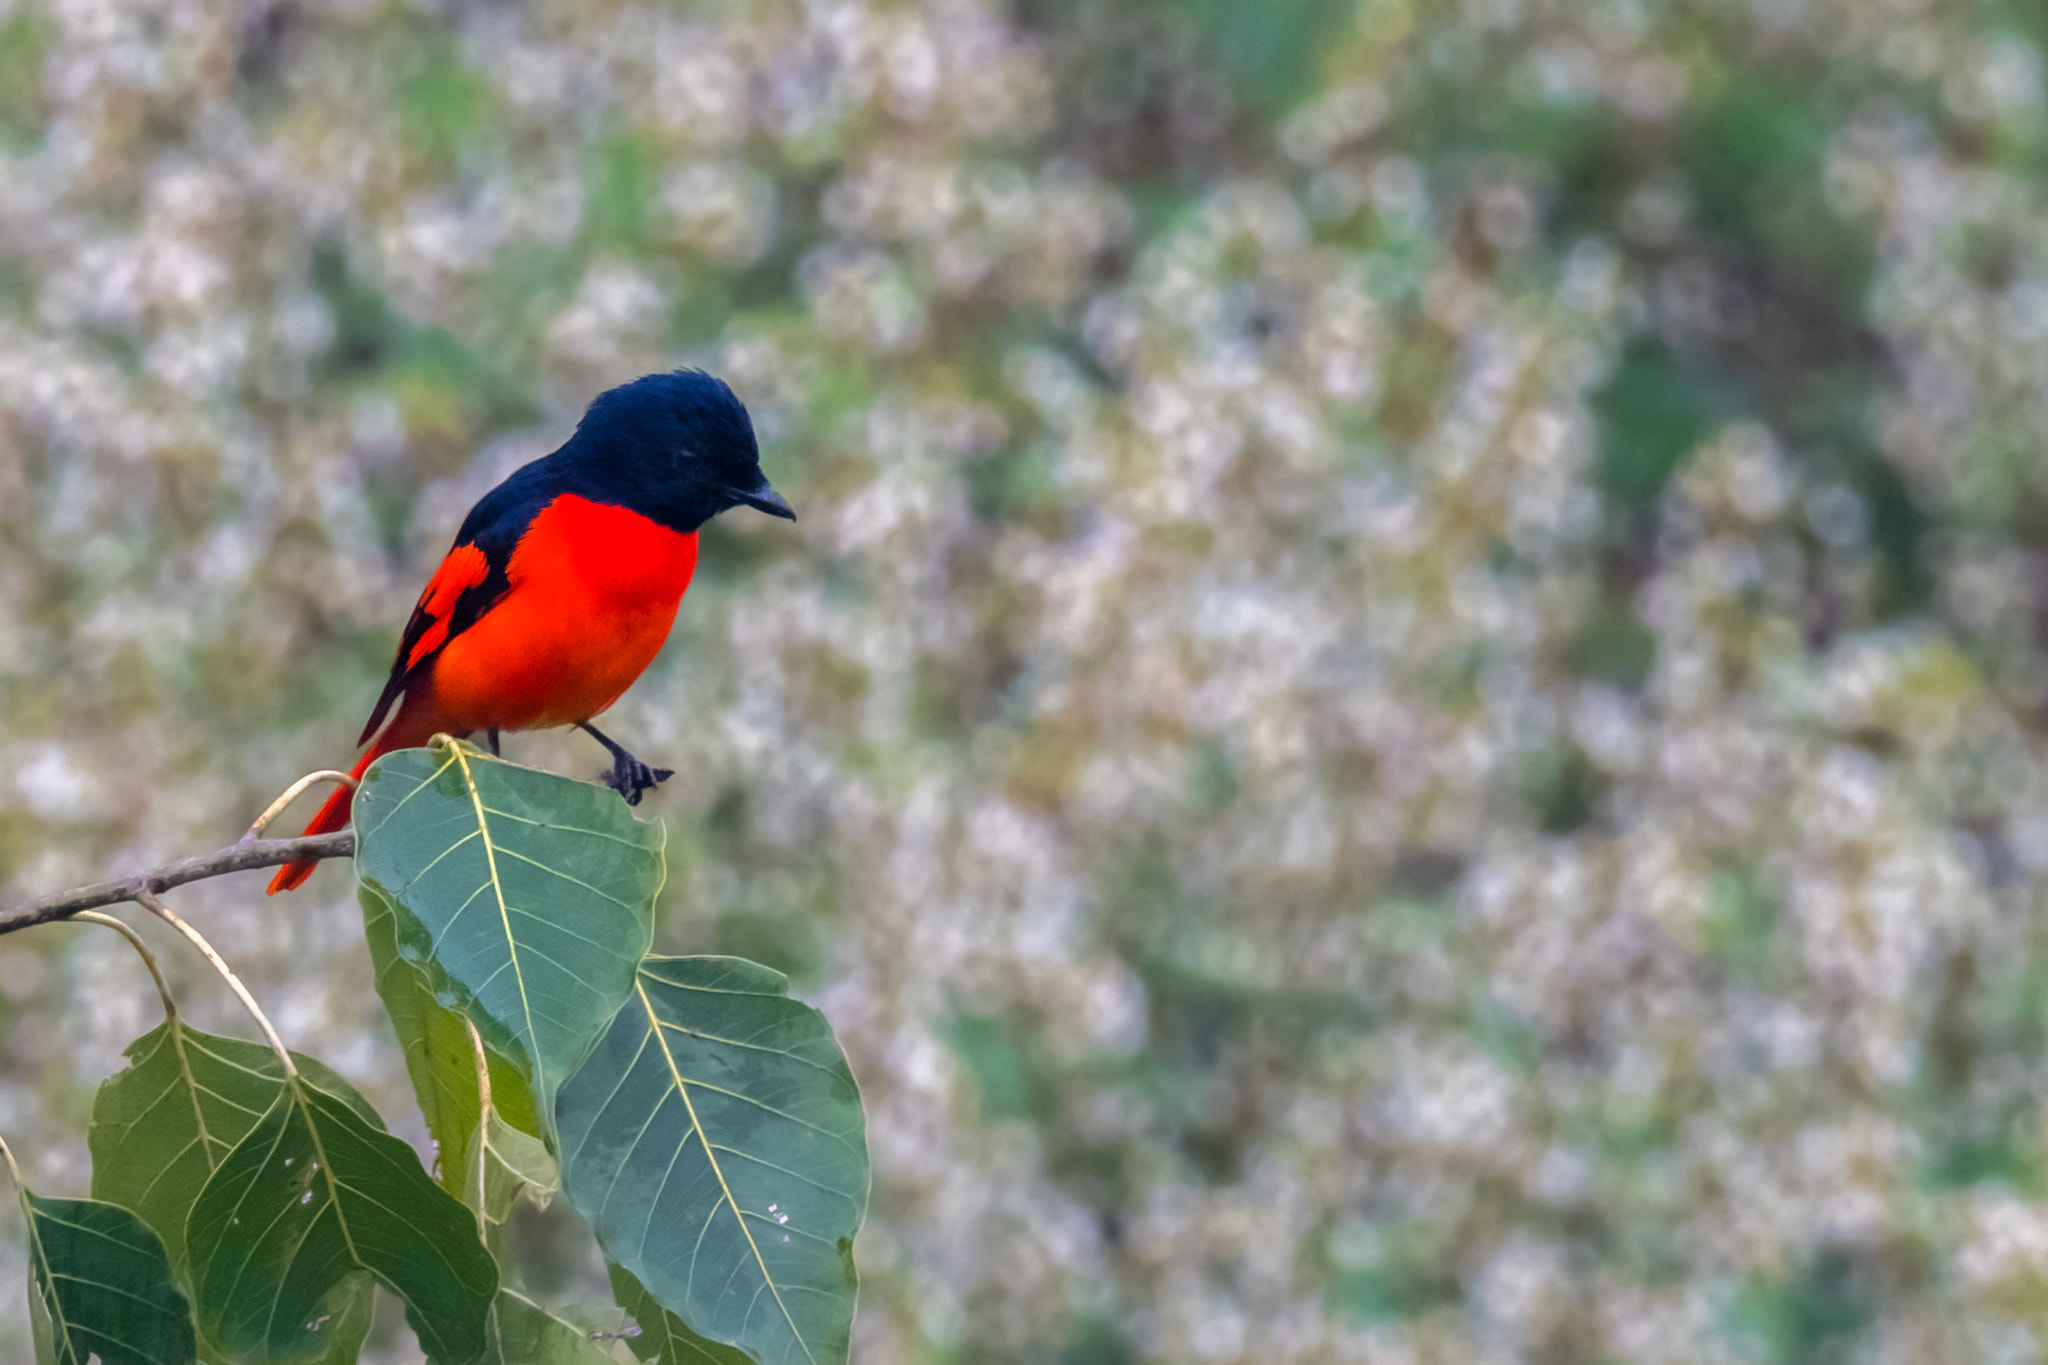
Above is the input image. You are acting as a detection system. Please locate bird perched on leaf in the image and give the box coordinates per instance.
[268,370,794,893]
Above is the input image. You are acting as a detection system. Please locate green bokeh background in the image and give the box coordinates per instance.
[6,0,2048,1359]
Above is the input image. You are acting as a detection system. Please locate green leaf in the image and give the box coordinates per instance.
[556,957,869,1365]
[20,1189,197,1365]
[258,1276,375,1365]
[608,1261,751,1365]
[186,1078,497,1364]
[89,1018,381,1271]
[354,740,662,1105]
[479,1290,619,1364]
[363,882,541,1200]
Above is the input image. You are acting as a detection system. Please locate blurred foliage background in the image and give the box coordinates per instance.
[6,0,2048,1360]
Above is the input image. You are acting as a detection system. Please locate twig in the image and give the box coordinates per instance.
[135,889,298,1078]
[0,829,354,938]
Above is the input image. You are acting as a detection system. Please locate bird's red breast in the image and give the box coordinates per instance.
[425,493,699,733]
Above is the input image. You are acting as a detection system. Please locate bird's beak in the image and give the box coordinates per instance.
[728,479,796,521]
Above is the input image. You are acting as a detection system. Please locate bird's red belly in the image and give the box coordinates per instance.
[426,496,699,732]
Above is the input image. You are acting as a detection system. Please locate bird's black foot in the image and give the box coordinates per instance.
[600,753,674,806]
[579,722,672,806]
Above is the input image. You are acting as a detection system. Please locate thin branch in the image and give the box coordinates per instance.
[0,829,354,938]
[135,889,298,1079]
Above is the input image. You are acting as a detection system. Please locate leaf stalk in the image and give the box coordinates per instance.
[243,769,359,840]
[70,910,178,1020]
[135,890,299,1080]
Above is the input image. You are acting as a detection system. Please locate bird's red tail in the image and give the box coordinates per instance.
[266,742,385,895]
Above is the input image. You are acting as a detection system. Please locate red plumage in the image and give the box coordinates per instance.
[268,371,792,894]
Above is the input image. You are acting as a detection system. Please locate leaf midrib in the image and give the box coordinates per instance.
[638,976,817,1365]
[202,1082,359,1349]
[450,744,543,1089]
[293,1080,359,1268]
[20,1191,79,1365]
[167,1018,226,1177]
[242,1083,489,1355]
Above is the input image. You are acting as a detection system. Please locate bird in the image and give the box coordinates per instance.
[267,370,794,893]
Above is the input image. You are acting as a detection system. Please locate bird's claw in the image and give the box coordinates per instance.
[601,755,673,806]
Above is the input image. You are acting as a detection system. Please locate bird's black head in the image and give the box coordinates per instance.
[562,370,794,532]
